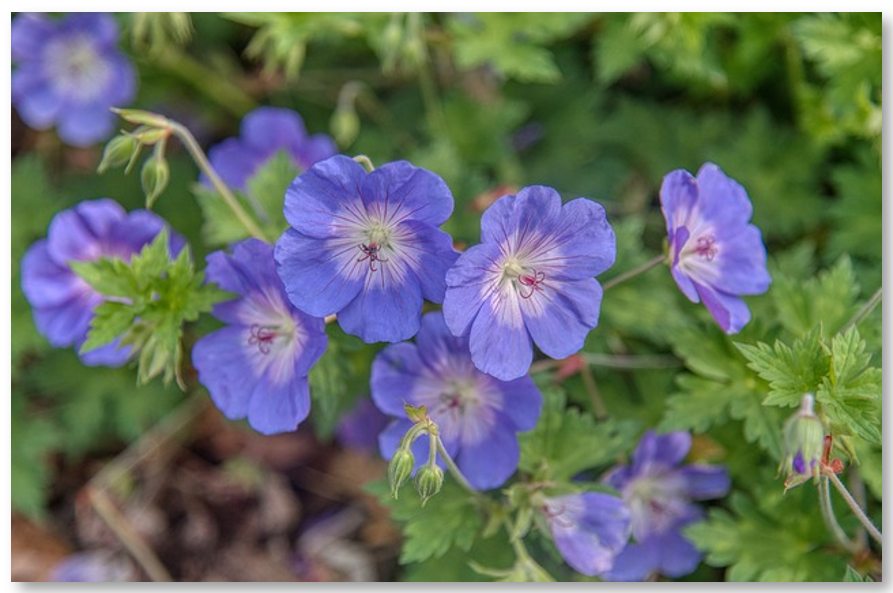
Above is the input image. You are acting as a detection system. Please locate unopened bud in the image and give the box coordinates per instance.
[388,448,415,499]
[782,394,825,490]
[414,464,444,506]
[141,154,170,209]
[98,134,138,173]
[112,108,170,128]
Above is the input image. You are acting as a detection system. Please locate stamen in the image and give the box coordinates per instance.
[694,235,718,261]
[517,269,546,299]
[357,242,388,272]
[541,503,574,528]
[248,324,278,355]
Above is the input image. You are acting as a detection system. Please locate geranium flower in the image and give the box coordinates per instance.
[660,163,771,334]
[540,492,631,577]
[21,199,183,367]
[11,12,136,146]
[192,239,328,435]
[371,311,542,490]
[442,185,615,381]
[275,156,458,343]
[204,106,337,192]
[336,396,390,455]
[602,430,730,581]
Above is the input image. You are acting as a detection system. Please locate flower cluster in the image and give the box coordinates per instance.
[12,12,136,146]
[205,107,337,192]
[602,431,730,581]
[660,163,771,334]
[21,199,183,366]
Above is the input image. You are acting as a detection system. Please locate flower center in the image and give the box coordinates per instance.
[247,323,291,355]
[434,382,478,416]
[45,36,110,101]
[693,234,718,261]
[501,258,547,299]
[357,222,393,272]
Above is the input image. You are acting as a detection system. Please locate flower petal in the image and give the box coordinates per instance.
[413,311,467,369]
[521,277,602,360]
[711,224,772,295]
[246,373,311,435]
[361,160,454,227]
[292,134,338,170]
[680,466,731,500]
[481,186,562,246]
[205,138,265,191]
[46,199,126,263]
[695,163,754,227]
[370,342,424,416]
[11,13,54,61]
[537,198,616,281]
[454,414,520,490]
[396,221,458,303]
[633,431,691,470]
[79,337,131,367]
[282,155,368,239]
[550,493,631,577]
[241,106,308,153]
[336,262,424,343]
[693,281,752,334]
[274,228,365,318]
[468,287,533,381]
[20,240,84,309]
[659,169,698,236]
[443,243,502,337]
[490,375,542,431]
[192,326,258,422]
[31,294,98,348]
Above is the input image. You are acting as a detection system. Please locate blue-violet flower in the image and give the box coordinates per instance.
[275,156,459,343]
[602,430,731,581]
[11,12,136,146]
[541,492,631,577]
[660,163,771,334]
[443,185,615,381]
[21,199,183,367]
[205,107,337,192]
[192,239,328,435]
[336,396,391,455]
[371,311,542,490]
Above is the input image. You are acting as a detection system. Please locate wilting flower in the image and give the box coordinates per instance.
[371,311,542,490]
[602,431,730,582]
[275,156,459,343]
[11,12,136,146]
[192,239,327,435]
[443,185,615,381]
[336,396,390,455]
[21,199,182,366]
[660,163,771,334]
[204,107,337,192]
[540,492,631,577]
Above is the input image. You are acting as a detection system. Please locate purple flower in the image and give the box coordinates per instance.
[371,311,542,490]
[442,186,615,381]
[11,13,136,146]
[49,552,133,582]
[602,430,730,581]
[21,199,182,367]
[541,492,631,577]
[336,396,390,455]
[660,163,771,334]
[275,156,459,343]
[192,239,328,435]
[204,107,337,192]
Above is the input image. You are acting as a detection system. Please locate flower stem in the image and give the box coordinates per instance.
[827,472,883,546]
[435,436,479,499]
[817,477,860,554]
[602,254,666,291]
[166,120,268,241]
[840,286,882,332]
[352,154,376,172]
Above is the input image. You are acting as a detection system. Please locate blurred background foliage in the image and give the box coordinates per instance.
[11,12,881,581]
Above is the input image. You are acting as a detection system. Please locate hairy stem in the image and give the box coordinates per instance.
[841,286,882,332]
[166,120,268,241]
[602,254,666,291]
[827,472,883,546]
[435,436,479,499]
[817,477,860,554]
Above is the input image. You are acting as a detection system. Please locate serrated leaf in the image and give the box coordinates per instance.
[843,565,874,582]
[80,302,137,353]
[772,256,860,336]
[70,258,137,298]
[518,387,639,481]
[366,478,483,565]
[658,375,732,433]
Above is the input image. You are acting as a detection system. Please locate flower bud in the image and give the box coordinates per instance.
[782,394,825,490]
[98,134,138,173]
[388,447,415,499]
[141,153,170,209]
[112,108,170,128]
[414,464,444,506]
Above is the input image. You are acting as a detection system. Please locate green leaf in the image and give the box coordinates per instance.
[70,258,137,298]
[11,394,59,521]
[816,327,881,444]
[736,327,828,408]
[80,302,137,353]
[518,387,639,481]
[843,565,874,582]
[772,256,860,337]
[659,375,732,433]
[366,478,483,565]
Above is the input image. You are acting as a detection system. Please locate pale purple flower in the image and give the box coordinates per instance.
[192,239,327,435]
[336,397,390,455]
[275,156,459,343]
[443,185,615,381]
[49,552,133,582]
[541,492,631,577]
[661,163,771,334]
[602,430,730,582]
[20,199,183,366]
[11,12,136,146]
[371,311,542,490]
[204,107,337,191]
